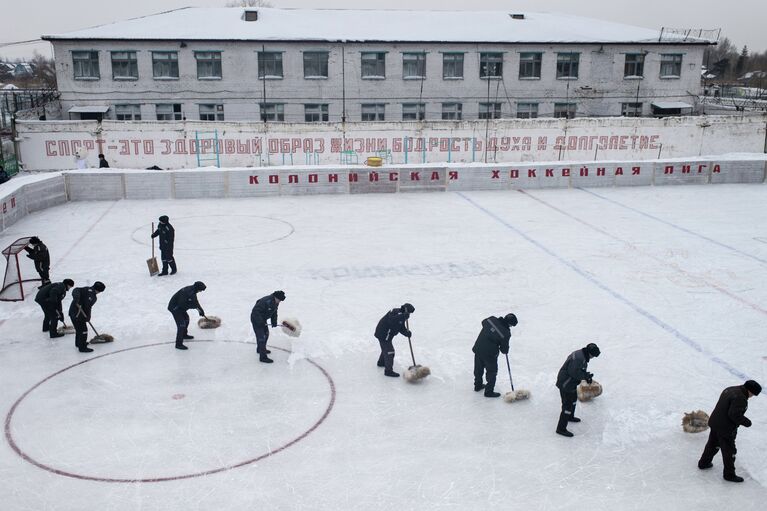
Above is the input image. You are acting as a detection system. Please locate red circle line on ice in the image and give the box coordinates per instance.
[4,340,336,483]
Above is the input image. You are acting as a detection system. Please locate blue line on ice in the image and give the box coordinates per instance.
[578,187,767,265]
[456,191,749,380]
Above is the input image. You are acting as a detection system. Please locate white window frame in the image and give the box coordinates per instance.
[303,52,328,79]
[361,52,386,79]
[156,103,182,121]
[72,51,100,79]
[195,52,222,79]
[152,51,179,79]
[361,103,385,121]
[624,53,645,78]
[519,52,542,79]
[556,53,580,79]
[114,104,141,121]
[479,52,503,79]
[111,51,138,80]
[199,104,224,121]
[258,51,284,79]
[402,53,426,79]
[621,102,643,117]
[260,103,285,121]
[516,102,539,119]
[660,54,683,78]
[441,102,462,120]
[402,103,425,121]
[554,102,577,119]
[442,53,464,79]
[478,102,502,119]
[304,103,329,122]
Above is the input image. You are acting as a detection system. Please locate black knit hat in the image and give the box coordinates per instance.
[194,281,207,291]
[401,303,415,314]
[63,278,74,288]
[29,236,41,244]
[504,313,518,327]
[159,215,169,223]
[745,380,762,396]
[273,290,286,301]
[585,343,601,358]
[93,281,106,292]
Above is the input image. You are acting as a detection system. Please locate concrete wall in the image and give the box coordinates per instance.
[0,176,67,233]
[52,40,704,122]
[60,156,766,201]
[16,115,767,171]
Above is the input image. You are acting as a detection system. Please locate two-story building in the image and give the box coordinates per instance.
[42,7,715,122]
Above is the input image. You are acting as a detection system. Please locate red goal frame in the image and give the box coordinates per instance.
[0,237,41,302]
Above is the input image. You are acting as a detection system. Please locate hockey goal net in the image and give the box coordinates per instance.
[0,237,40,301]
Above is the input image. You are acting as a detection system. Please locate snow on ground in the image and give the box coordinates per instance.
[0,184,766,510]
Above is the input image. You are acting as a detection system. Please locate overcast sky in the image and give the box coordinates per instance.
[2,0,765,60]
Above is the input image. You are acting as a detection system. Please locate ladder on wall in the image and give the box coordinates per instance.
[194,130,221,168]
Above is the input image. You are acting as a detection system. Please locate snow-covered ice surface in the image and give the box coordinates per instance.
[0,184,766,510]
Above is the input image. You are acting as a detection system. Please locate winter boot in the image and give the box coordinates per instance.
[698,462,713,469]
[568,416,582,423]
[474,383,486,392]
[484,390,501,398]
[169,261,177,275]
[556,428,574,437]
[175,343,188,350]
[384,370,400,377]
[377,360,385,368]
[724,474,744,483]
[50,332,64,339]
[259,354,274,364]
[79,347,94,353]
[183,334,194,340]
[556,412,574,437]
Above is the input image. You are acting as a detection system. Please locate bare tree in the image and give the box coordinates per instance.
[225,0,273,7]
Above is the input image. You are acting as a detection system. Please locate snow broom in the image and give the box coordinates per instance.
[503,353,530,402]
[403,320,430,382]
[57,317,75,335]
[577,380,603,402]
[87,320,114,343]
[682,410,709,433]
[280,318,302,337]
[198,315,222,329]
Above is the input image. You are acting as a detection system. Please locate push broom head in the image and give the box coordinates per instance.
[89,333,114,344]
[198,316,222,329]
[281,318,302,337]
[682,410,710,433]
[577,380,603,402]
[57,325,75,335]
[404,365,431,382]
[504,389,531,402]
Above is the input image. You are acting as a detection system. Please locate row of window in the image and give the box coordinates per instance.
[110,101,648,121]
[71,50,685,81]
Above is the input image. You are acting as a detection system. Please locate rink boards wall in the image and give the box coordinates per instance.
[1,156,765,234]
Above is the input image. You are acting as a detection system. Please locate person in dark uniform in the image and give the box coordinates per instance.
[25,236,51,286]
[151,215,176,276]
[68,281,106,353]
[698,380,761,482]
[167,281,206,350]
[250,290,285,363]
[34,279,74,338]
[472,313,518,398]
[374,303,415,378]
[98,154,110,168]
[555,343,601,437]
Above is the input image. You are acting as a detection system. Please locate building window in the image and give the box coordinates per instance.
[260,103,284,121]
[441,103,462,120]
[156,104,182,121]
[304,104,328,122]
[258,51,283,79]
[361,52,386,78]
[442,53,464,79]
[516,102,539,119]
[554,102,577,119]
[402,103,425,120]
[556,53,579,79]
[152,52,179,79]
[199,104,224,121]
[303,52,328,78]
[361,103,385,121]
[402,53,426,79]
[621,102,643,117]
[72,51,99,79]
[660,54,683,78]
[479,102,502,119]
[195,52,222,79]
[479,52,503,78]
[111,51,138,79]
[624,53,645,78]
[519,52,542,79]
[114,104,141,121]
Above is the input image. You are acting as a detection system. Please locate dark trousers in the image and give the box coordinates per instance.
[160,251,176,275]
[473,353,498,393]
[699,429,738,476]
[35,263,50,284]
[252,321,269,354]
[171,309,189,345]
[377,337,395,371]
[557,387,578,431]
[38,303,60,336]
[71,316,88,349]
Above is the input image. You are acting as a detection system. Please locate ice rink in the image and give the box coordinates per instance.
[0,183,766,510]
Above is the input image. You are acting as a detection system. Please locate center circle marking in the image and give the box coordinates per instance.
[4,340,335,483]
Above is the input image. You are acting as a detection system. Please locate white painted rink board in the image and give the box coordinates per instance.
[0,184,766,510]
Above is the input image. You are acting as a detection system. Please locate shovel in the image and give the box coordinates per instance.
[147,222,159,276]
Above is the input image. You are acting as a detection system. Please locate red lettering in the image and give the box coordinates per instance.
[369,172,379,182]
[491,170,501,179]
[449,171,458,180]
[389,172,398,182]
[431,171,440,181]
[161,140,172,155]
[561,168,570,177]
[249,176,259,185]
[597,167,606,176]
[308,174,318,183]
[328,174,338,183]
[580,166,588,177]
[698,164,707,173]
[615,167,624,176]
[712,164,721,173]
[410,172,420,181]
[664,165,674,174]
[45,140,57,156]
[349,172,359,182]
[631,166,641,175]
[269,175,279,184]
[288,175,298,184]
[682,165,691,174]
[545,168,554,177]
[528,169,537,178]
[510,169,519,179]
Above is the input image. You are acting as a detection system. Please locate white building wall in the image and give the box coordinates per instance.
[52,39,706,122]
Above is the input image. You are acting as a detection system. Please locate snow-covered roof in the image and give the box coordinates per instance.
[41,7,712,45]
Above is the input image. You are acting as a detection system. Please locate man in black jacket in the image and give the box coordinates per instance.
[698,380,761,482]
[98,153,110,168]
[151,215,176,276]
[555,343,600,437]
[69,281,106,353]
[25,236,51,286]
[472,313,518,398]
[34,279,74,338]
[250,290,285,363]
[167,281,206,350]
[374,303,414,378]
